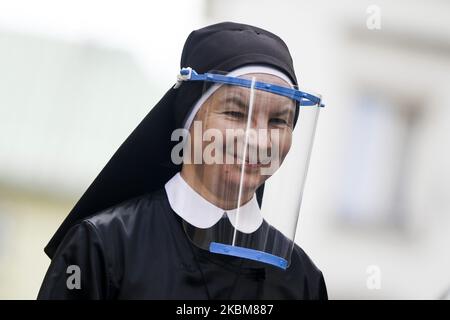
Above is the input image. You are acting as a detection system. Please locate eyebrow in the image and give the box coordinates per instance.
[222,95,295,117]
[271,105,295,117]
[223,96,248,110]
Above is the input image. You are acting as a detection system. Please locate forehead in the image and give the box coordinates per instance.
[209,73,294,106]
[240,72,292,86]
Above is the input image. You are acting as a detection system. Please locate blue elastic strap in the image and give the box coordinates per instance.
[209,242,288,270]
[178,67,324,108]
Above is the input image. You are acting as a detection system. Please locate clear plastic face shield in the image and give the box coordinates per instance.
[173,67,324,270]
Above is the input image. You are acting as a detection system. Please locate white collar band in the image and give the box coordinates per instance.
[165,173,263,233]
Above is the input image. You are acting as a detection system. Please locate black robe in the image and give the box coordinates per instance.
[38,188,327,300]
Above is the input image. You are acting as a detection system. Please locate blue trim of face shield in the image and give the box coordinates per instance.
[209,242,288,270]
[176,67,325,108]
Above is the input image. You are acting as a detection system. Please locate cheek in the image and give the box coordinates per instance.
[278,131,292,162]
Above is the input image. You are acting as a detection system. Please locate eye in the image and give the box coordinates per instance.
[223,111,246,119]
[269,118,288,126]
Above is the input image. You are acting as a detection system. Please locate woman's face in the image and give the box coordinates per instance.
[186,73,295,204]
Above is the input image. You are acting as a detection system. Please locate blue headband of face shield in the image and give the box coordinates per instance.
[175,67,325,108]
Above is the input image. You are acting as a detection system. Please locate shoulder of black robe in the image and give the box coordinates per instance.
[38,189,327,300]
[43,21,300,259]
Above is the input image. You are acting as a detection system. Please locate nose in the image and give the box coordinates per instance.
[245,115,272,163]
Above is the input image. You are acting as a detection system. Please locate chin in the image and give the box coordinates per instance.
[223,165,262,195]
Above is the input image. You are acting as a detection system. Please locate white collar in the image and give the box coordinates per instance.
[164,172,263,233]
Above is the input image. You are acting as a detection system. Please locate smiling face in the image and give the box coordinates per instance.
[181,73,296,209]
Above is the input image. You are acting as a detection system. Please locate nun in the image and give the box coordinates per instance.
[38,22,328,300]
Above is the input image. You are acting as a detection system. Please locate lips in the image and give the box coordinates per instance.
[230,154,263,168]
[244,161,262,169]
